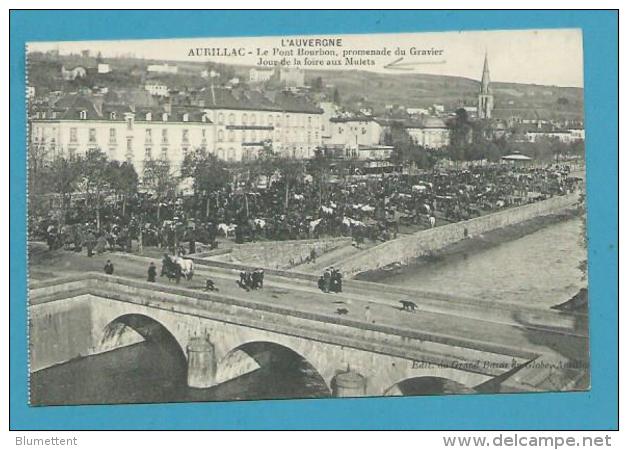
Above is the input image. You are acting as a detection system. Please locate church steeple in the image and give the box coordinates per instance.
[478,52,494,119]
[480,52,491,94]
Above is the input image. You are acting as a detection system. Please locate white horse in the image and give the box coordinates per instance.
[217,223,237,238]
[429,216,436,228]
[309,218,323,234]
[173,256,195,280]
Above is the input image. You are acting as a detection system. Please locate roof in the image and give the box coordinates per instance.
[502,154,532,161]
[330,115,376,123]
[195,87,322,114]
[404,116,448,129]
[30,93,210,123]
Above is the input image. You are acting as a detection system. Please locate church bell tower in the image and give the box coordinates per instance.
[478,53,494,119]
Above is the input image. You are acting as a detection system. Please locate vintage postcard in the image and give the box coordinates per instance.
[26,28,589,406]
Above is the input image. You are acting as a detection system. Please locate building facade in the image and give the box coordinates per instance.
[328,117,384,150]
[405,117,450,149]
[30,90,324,180]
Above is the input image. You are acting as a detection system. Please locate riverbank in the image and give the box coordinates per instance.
[357,208,583,283]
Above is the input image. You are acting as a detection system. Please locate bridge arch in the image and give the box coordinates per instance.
[98,313,187,368]
[383,376,476,396]
[216,340,331,398]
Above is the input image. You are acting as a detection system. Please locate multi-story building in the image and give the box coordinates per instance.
[279,68,305,88]
[328,116,384,152]
[30,88,324,180]
[97,63,111,74]
[144,82,169,97]
[29,94,213,181]
[147,63,178,74]
[249,68,275,84]
[405,117,450,149]
[193,87,323,160]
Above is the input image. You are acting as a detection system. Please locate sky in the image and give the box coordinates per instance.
[28,29,584,87]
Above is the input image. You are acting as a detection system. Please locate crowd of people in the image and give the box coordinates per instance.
[318,267,343,294]
[32,163,582,256]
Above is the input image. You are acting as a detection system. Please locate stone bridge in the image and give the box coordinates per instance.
[29,273,583,398]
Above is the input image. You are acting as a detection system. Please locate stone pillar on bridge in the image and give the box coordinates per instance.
[332,370,367,397]
[187,337,217,389]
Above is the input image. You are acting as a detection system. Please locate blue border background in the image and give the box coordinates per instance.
[9,10,618,430]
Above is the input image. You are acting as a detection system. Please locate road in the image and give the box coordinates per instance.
[30,243,588,375]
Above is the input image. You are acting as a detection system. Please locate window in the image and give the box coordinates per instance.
[69,128,78,142]
[242,113,248,125]
[110,112,117,120]
[144,147,152,160]
[146,112,152,121]
[88,128,96,143]
[161,147,168,160]
[218,113,224,125]
[228,130,235,142]
[162,113,168,122]
[109,128,117,143]
[251,130,257,142]
[250,113,256,125]
[218,130,225,142]
[228,148,236,161]
[79,110,87,120]
[182,113,189,122]
[182,129,189,143]
[145,129,152,144]
[161,129,168,144]
[126,137,133,155]
[228,113,235,125]
[126,117,133,130]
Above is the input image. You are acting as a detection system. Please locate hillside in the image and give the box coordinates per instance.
[303,69,584,120]
[27,51,584,121]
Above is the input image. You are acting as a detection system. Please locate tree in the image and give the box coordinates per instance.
[38,154,82,224]
[311,76,324,91]
[333,88,341,104]
[275,157,305,210]
[80,148,110,230]
[143,158,177,198]
[387,122,434,169]
[108,160,138,217]
[181,148,230,195]
[447,108,473,162]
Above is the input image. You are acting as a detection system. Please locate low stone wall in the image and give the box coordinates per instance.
[337,193,580,278]
[206,237,352,270]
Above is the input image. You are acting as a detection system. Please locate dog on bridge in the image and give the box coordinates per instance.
[399,300,418,312]
[204,278,219,292]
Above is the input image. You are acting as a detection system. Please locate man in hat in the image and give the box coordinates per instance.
[104,260,114,275]
[147,262,157,282]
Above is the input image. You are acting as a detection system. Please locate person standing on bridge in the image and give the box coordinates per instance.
[103,260,114,275]
[147,262,157,282]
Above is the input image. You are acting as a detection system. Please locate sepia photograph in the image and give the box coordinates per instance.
[25,28,589,407]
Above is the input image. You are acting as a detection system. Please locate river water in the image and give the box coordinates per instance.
[30,218,586,405]
[376,217,587,308]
